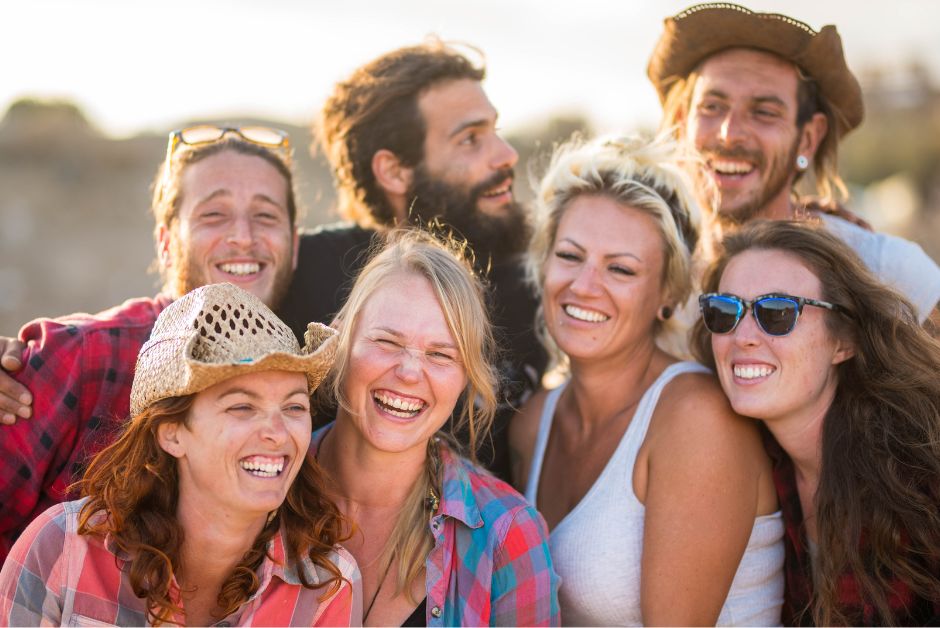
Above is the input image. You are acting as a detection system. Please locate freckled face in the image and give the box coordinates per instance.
[542,195,668,364]
[711,249,851,425]
[169,370,311,524]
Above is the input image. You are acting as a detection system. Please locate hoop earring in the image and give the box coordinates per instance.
[660,306,673,320]
[796,155,809,171]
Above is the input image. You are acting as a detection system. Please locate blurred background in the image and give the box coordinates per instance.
[3,0,940,330]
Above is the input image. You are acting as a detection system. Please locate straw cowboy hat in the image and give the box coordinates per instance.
[647,2,864,137]
[130,283,337,416]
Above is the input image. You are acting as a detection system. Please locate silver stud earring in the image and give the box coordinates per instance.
[796,155,809,171]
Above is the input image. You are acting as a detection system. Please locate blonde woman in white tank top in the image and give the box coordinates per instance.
[510,135,784,626]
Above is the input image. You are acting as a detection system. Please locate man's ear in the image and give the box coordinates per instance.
[157,224,172,269]
[157,421,185,458]
[291,228,300,272]
[372,149,413,197]
[799,112,828,161]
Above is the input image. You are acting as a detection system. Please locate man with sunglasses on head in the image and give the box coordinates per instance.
[649,3,940,332]
[275,39,544,481]
[0,126,302,561]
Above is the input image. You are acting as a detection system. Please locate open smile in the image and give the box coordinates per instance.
[563,304,610,323]
[239,454,287,478]
[732,363,777,383]
[373,389,427,420]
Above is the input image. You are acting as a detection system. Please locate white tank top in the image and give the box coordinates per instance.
[525,361,784,626]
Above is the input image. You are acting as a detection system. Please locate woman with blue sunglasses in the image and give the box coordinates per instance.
[693,220,940,626]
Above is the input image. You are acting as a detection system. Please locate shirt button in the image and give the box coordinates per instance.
[431,606,442,618]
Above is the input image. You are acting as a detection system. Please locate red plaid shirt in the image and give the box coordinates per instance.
[0,295,171,564]
[763,427,940,626]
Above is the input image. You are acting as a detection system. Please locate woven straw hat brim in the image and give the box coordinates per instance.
[647,3,864,137]
[129,323,337,417]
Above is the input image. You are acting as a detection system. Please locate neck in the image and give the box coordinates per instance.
[762,400,830,491]
[566,340,668,427]
[318,418,425,515]
[176,497,266,590]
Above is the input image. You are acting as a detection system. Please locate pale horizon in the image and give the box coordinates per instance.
[4,0,939,139]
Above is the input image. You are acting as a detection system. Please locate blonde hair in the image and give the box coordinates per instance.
[526,133,701,368]
[320,228,498,599]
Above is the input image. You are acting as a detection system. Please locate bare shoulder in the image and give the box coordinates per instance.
[646,370,763,460]
[508,387,552,491]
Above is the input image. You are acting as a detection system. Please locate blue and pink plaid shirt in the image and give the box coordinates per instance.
[311,425,560,626]
[0,498,362,626]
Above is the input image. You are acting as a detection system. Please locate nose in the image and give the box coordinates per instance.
[259,411,289,445]
[718,108,748,146]
[491,134,518,171]
[226,215,255,248]
[733,307,762,347]
[394,347,423,383]
[569,263,603,297]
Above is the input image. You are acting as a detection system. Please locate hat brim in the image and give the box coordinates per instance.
[647,4,863,136]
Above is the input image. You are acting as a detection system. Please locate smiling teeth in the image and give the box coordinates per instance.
[564,305,609,323]
[734,365,775,379]
[240,456,284,477]
[482,183,511,197]
[712,160,754,175]
[219,262,260,276]
[374,392,425,418]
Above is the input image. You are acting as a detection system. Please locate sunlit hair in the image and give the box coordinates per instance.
[316,38,485,227]
[659,55,847,206]
[691,220,940,626]
[319,228,498,601]
[149,137,300,293]
[76,394,349,626]
[526,133,701,367]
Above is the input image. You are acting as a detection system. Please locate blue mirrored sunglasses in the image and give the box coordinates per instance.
[699,292,850,337]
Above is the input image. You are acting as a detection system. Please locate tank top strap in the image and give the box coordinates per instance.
[525,362,710,504]
[617,361,711,472]
[524,383,567,504]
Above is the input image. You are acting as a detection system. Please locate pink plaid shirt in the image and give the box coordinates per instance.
[0,499,362,626]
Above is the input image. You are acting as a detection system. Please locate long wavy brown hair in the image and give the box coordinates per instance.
[76,395,350,626]
[692,220,940,625]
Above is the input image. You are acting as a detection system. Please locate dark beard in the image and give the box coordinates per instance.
[406,165,530,267]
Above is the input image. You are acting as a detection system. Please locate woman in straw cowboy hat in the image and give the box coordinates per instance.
[692,220,940,626]
[311,229,559,626]
[0,283,360,626]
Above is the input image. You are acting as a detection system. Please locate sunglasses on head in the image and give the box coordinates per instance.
[699,292,850,337]
[158,125,291,201]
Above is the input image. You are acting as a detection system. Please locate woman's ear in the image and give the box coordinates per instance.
[831,335,856,365]
[156,421,185,458]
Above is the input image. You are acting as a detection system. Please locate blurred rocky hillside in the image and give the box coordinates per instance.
[2,73,939,331]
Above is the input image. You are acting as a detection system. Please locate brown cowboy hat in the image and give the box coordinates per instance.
[647,3,864,137]
[129,283,337,416]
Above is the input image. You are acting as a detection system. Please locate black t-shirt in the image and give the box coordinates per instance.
[278,222,547,481]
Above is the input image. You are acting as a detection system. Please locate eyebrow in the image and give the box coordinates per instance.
[217,386,309,400]
[702,88,789,110]
[194,189,285,209]
[448,116,493,140]
[559,237,643,263]
[374,326,458,350]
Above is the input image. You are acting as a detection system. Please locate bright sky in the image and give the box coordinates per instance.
[4,0,939,138]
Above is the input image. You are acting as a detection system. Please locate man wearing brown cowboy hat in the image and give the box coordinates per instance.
[649,2,940,329]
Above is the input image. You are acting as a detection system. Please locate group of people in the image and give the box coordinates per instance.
[1,3,940,626]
